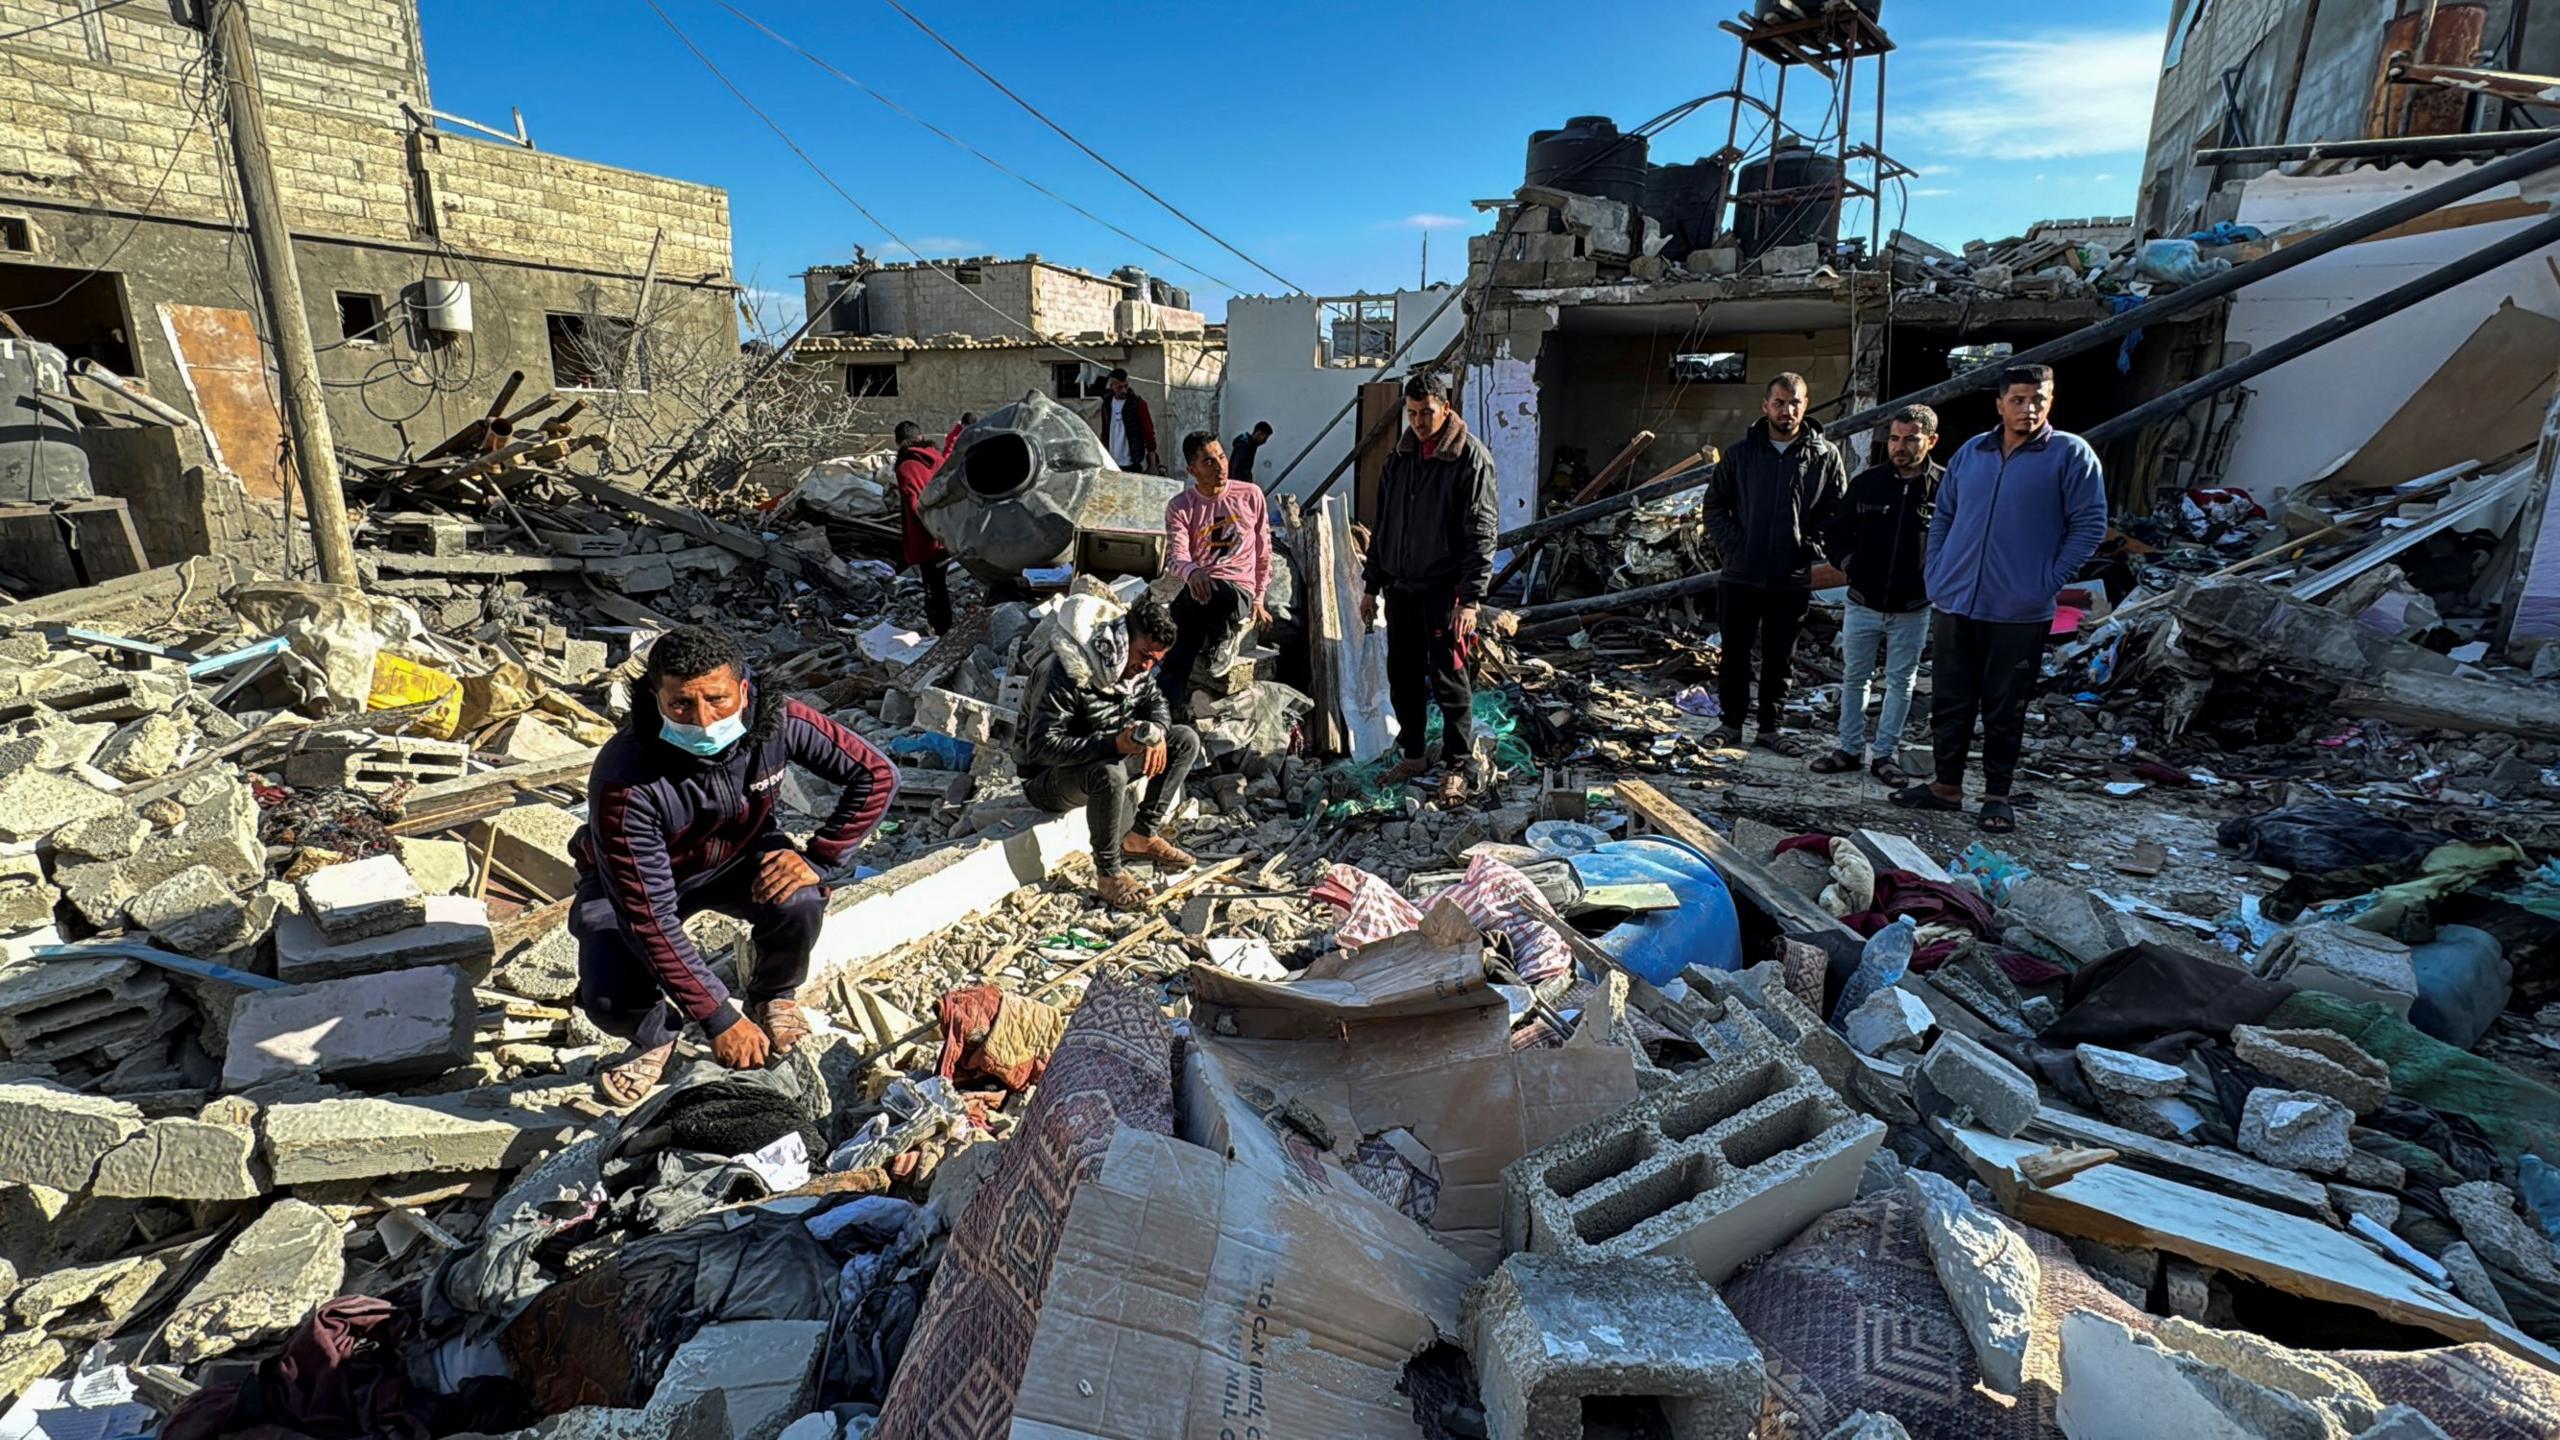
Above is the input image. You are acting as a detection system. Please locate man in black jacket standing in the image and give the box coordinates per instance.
[1015,592,1199,910]
[1811,404,1940,783]
[1703,372,1847,754]
[1360,371,1500,805]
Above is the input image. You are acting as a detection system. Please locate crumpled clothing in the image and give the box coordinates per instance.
[1841,869,1998,939]
[2216,801,2450,879]
[1775,832,1836,858]
[935,985,1065,1092]
[818,1197,938,1405]
[1317,857,1572,984]
[501,1212,838,1415]
[165,1296,526,1440]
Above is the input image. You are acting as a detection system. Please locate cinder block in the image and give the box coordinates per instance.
[1464,1253,1763,1440]
[1501,1048,1883,1282]
[0,955,169,1063]
[914,687,1013,747]
[1680,962,1857,1098]
[282,735,470,791]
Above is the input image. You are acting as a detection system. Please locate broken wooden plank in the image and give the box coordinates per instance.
[2336,668,2560,741]
[391,752,598,836]
[1613,778,1859,940]
[2021,1106,2333,1216]
[549,470,870,594]
[2018,1146,2117,1190]
[1943,1125,2560,1368]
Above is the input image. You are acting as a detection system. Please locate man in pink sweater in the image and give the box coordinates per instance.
[1159,430,1272,721]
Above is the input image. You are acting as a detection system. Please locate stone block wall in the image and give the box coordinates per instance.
[1029,265,1124,337]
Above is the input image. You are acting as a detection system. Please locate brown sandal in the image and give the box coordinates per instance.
[754,999,812,1054]
[599,1040,675,1106]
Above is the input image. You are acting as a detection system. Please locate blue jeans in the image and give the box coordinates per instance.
[1837,603,1929,763]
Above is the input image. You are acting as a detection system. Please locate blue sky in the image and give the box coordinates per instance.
[417,0,2174,331]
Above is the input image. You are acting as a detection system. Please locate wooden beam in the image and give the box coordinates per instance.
[549,470,871,594]
[1611,778,1858,940]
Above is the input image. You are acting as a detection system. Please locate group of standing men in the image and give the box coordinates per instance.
[1704,363,2107,833]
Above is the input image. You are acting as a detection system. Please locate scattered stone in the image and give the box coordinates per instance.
[1913,1033,2039,1138]
[298,854,430,941]
[2057,1310,2329,1440]
[2444,1181,2560,1287]
[1902,1169,2038,1394]
[0,852,58,932]
[92,1117,267,1200]
[2324,1184,2401,1232]
[13,1250,173,1327]
[2075,1044,2186,1099]
[2094,1089,2207,1142]
[272,894,495,983]
[399,837,473,896]
[2337,1146,2405,1193]
[95,713,188,782]
[646,1320,831,1440]
[125,864,259,957]
[2236,1089,2352,1174]
[223,965,475,1090]
[1843,987,1934,1056]
[53,809,147,862]
[0,1333,67,1406]
[2435,1241,2513,1323]
[2153,1316,2385,1435]
[160,1198,346,1363]
[2231,1025,2390,1115]
[1821,1413,1911,1440]
[493,925,579,1002]
[493,715,588,762]
[0,1080,145,1191]
[1464,1253,1765,1440]
[0,770,124,844]
[2002,876,2133,965]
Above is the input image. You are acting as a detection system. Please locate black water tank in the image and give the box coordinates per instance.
[1754,0,1883,19]
[1525,115,1648,210]
[1644,157,1731,255]
[1733,141,1843,259]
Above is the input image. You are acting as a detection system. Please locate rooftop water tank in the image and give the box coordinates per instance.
[1733,141,1842,259]
[1526,115,1648,211]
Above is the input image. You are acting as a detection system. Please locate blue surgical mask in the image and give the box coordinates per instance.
[660,703,749,756]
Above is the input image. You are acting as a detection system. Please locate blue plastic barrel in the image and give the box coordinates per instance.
[1566,837,1744,985]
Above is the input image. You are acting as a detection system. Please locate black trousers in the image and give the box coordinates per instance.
[1023,724,1202,875]
[568,829,822,1052]
[1929,610,2048,795]
[918,559,953,635]
[1716,581,1812,731]
[1159,579,1250,721]
[1384,588,1470,763]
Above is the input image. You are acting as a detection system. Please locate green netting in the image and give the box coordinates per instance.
[1324,690,1536,821]
[2270,991,2560,1170]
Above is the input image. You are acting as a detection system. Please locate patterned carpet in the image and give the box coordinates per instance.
[871,973,1176,1440]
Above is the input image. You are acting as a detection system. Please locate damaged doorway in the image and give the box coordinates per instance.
[0,261,138,376]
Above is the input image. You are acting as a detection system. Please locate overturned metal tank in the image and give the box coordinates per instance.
[919,388,1184,583]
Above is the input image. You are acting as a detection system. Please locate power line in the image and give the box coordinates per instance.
[709,0,1245,299]
[0,0,132,44]
[878,0,1308,296]
[638,0,1168,390]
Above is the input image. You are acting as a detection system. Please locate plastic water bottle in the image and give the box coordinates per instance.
[1831,916,1917,1026]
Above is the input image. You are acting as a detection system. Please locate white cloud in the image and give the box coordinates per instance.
[906,235,981,253]
[1385,213,1469,230]
[1901,32,2162,162]
[1905,187,1956,198]
[2091,173,2117,183]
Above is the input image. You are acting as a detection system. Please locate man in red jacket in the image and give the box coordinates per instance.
[1093,368,1158,474]
[893,420,952,634]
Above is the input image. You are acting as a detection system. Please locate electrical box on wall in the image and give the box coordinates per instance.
[412,277,473,334]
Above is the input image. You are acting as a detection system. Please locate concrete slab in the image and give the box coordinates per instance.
[799,804,1095,997]
[0,1080,144,1191]
[0,770,123,844]
[272,894,494,983]
[125,864,259,957]
[222,964,474,1090]
[160,1198,345,1363]
[647,1320,830,1440]
[91,1117,268,1200]
[297,854,428,942]
[1914,1033,2039,1138]
[1903,1170,2039,1396]
[2237,1089,2353,1174]
[2231,1026,2390,1116]
[464,803,584,901]
[260,1093,570,1185]
[398,837,473,896]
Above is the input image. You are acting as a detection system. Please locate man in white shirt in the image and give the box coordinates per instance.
[1093,367,1159,473]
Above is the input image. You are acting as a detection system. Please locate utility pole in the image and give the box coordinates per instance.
[206,0,357,586]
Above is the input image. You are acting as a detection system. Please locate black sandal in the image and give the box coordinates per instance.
[1892,783,1962,812]
[1756,732,1805,758]
[1707,726,1745,749]
[1870,756,1911,786]
[1809,749,1860,774]
[1979,798,2018,833]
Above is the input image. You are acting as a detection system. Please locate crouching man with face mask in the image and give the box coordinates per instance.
[569,624,899,1104]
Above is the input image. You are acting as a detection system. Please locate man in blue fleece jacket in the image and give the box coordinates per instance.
[1897,364,2107,833]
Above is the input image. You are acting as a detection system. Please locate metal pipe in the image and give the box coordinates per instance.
[1495,460,1712,549]
[1824,131,2560,441]
[2196,126,2560,163]
[2085,211,2560,446]
[1514,569,1721,624]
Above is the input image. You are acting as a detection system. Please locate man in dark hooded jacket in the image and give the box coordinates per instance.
[1360,370,1499,805]
[1015,592,1200,910]
[570,624,899,1103]
[1702,372,1847,755]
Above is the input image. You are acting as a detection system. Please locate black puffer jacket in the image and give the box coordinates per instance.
[1703,419,1848,588]
[1823,459,1940,613]
[1013,595,1171,772]
[1363,413,1501,602]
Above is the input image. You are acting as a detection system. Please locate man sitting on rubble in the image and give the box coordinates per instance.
[1362,370,1500,806]
[894,421,952,635]
[1016,593,1200,910]
[571,624,900,1104]
[1895,363,2107,834]
[1810,403,1941,784]
[1160,430,1272,723]
[1702,372,1848,757]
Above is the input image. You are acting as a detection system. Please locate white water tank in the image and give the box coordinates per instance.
[416,277,473,334]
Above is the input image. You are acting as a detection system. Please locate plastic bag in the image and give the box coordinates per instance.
[369,652,464,739]
[2135,238,2233,287]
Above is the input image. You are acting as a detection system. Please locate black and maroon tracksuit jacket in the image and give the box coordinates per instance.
[570,692,897,1032]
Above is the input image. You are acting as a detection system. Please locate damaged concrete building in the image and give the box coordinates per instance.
[791,254,1224,454]
[0,0,737,563]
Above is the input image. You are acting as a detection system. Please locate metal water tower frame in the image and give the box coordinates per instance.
[1716,4,1910,261]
